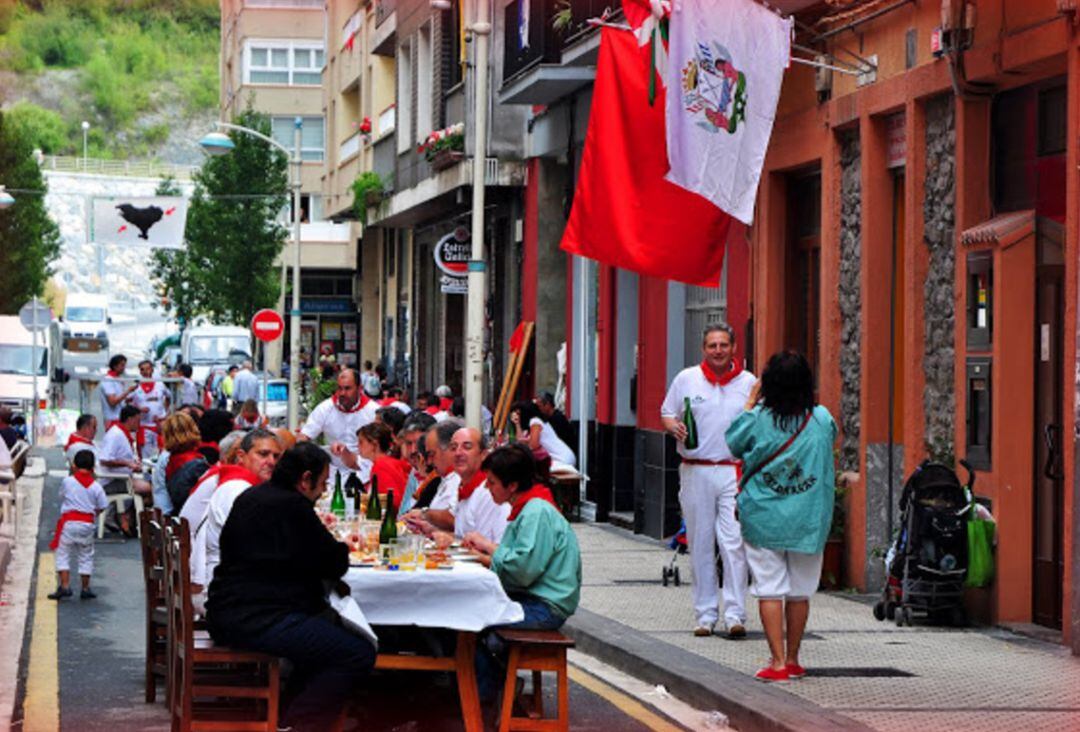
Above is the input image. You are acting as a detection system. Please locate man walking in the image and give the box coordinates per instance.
[298,368,378,485]
[660,324,755,638]
[231,360,259,409]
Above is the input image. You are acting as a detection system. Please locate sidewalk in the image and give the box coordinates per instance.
[567,523,1080,732]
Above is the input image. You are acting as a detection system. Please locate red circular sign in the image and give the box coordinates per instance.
[251,309,285,342]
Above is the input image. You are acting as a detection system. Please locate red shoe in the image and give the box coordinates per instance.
[785,663,806,679]
[755,666,790,683]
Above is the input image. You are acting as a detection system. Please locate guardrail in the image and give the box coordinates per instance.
[40,156,198,180]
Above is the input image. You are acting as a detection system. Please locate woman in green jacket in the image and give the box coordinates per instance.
[726,351,837,683]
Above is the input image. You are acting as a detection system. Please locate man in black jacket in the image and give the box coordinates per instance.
[535,391,575,455]
[207,443,374,732]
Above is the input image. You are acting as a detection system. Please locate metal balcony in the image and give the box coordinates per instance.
[499,0,595,105]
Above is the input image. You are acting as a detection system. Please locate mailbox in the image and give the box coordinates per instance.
[965,357,992,469]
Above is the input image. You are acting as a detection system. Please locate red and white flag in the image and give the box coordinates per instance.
[560,26,733,287]
[665,0,791,224]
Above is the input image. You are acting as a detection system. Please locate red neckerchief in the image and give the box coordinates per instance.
[379,397,395,407]
[139,381,154,393]
[425,405,440,416]
[73,470,96,489]
[333,392,370,413]
[217,464,260,487]
[701,359,743,387]
[166,450,203,481]
[190,464,222,495]
[458,470,487,502]
[107,369,123,378]
[439,397,453,412]
[508,484,559,521]
[65,433,94,450]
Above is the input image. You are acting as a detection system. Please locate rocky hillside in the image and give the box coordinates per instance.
[0,0,220,165]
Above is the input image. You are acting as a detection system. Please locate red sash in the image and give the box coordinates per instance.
[49,511,95,550]
[190,464,222,495]
[508,485,560,521]
[700,360,743,387]
[458,470,487,502]
[217,464,260,487]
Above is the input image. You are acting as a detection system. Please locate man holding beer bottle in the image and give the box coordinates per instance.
[660,324,756,639]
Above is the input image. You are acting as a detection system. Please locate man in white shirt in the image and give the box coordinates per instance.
[231,360,259,408]
[403,419,463,525]
[64,414,98,466]
[299,368,378,484]
[129,360,170,459]
[448,427,508,542]
[97,405,152,534]
[99,354,137,425]
[660,324,756,639]
[178,363,201,406]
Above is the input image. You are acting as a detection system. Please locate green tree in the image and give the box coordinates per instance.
[3,102,69,154]
[0,110,61,314]
[155,110,288,327]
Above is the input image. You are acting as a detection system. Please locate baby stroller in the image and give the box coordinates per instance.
[873,459,973,627]
[662,522,688,586]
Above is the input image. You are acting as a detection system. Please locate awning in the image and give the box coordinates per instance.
[959,210,1034,250]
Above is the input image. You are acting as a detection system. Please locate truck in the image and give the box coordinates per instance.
[180,325,252,386]
[0,316,47,426]
[56,292,110,368]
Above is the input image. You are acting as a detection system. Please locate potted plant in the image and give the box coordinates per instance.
[821,457,852,590]
[418,123,465,170]
[350,171,385,226]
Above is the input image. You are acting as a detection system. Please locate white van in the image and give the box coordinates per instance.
[181,325,252,385]
[60,293,110,356]
[0,316,47,420]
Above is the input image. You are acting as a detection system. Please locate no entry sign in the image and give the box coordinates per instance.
[251,309,285,342]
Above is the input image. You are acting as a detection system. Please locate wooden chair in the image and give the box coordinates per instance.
[163,517,280,732]
[140,509,168,703]
[496,629,575,732]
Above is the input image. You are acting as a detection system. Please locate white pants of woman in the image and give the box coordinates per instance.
[678,463,748,628]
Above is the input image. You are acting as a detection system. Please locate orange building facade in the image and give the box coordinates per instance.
[752,0,1079,649]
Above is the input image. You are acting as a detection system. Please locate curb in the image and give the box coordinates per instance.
[564,608,875,732]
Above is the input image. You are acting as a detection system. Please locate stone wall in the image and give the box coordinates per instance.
[838,132,862,472]
[922,96,957,463]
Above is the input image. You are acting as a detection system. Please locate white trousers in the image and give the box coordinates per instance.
[55,522,96,576]
[678,464,748,627]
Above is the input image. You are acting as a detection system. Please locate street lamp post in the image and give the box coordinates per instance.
[200,118,304,430]
[464,0,491,431]
[81,121,90,172]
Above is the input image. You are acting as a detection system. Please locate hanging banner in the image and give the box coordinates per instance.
[434,225,470,294]
[91,196,188,249]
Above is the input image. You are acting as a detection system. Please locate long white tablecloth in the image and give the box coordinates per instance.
[344,562,524,632]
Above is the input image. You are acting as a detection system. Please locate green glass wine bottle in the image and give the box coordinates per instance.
[330,472,346,518]
[682,397,699,450]
[379,489,397,547]
[365,474,382,521]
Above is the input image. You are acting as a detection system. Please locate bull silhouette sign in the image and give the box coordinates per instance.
[91,196,189,248]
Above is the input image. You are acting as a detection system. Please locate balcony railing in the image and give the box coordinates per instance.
[502,0,561,82]
[339,132,362,163]
[40,156,197,180]
[376,0,396,26]
[563,0,621,48]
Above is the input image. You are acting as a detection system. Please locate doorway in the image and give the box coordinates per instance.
[783,171,821,381]
[1032,222,1064,629]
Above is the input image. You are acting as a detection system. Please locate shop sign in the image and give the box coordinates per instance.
[300,298,354,314]
[886,113,906,169]
[435,226,470,293]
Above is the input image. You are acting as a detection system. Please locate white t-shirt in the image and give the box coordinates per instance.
[130,383,170,427]
[453,484,510,542]
[429,471,460,513]
[99,424,136,475]
[99,375,129,423]
[179,378,201,406]
[301,397,378,481]
[191,477,253,587]
[388,400,411,414]
[180,468,221,549]
[433,410,450,423]
[59,474,108,514]
[530,417,576,467]
[660,365,756,461]
[64,437,98,466]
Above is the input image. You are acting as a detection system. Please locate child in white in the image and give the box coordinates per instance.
[49,450,108,600]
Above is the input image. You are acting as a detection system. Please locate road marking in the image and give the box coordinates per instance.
[23,553,59,732]
[569,664,685,732]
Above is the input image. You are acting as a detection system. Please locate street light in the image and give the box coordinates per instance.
[199,118,304,430]
[0,186,13,209]
[81,120,90,172]
[464,0,491,431]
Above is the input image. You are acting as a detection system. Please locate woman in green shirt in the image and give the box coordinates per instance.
[725,351,837,684]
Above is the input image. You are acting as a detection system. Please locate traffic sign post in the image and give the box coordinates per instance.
[19,298,52,446]
[251,309,285,423]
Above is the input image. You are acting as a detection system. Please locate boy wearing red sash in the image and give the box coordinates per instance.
[48,450,108,600]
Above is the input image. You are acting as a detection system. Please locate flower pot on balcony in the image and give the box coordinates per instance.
[363,190,383,207]
[429,149,464,171]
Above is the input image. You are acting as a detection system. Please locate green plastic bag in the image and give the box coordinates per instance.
[965,507,995,588]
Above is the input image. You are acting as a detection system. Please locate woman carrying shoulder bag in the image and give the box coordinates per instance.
[725,351,838,683]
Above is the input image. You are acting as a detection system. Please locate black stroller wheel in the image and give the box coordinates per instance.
[662,568,669,587]
[885,602,897,621]
[674,567,681,586]
[873,601,885,621]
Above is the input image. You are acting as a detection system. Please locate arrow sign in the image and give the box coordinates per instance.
[251,309,285,343]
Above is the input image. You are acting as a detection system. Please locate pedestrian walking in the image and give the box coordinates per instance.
[48,450,108,600]
[660,324,756,638]
[725,350,837,683]
[231,360,259,408]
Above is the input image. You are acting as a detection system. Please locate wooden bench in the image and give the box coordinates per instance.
[495,629,575,732]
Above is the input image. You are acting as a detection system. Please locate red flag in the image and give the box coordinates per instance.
[559,28,732,287]
[508,322,526,354]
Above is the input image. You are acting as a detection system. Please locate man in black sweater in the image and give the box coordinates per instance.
[535,392,575,455]
[207,443,374,732]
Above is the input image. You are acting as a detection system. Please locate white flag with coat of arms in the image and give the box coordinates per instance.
[665,0,791,225]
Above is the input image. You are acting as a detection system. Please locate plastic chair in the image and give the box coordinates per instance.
[96,470,144,539]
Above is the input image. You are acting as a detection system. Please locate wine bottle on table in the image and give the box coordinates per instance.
[379,490,397,547]
[682,397,699,450]
[330,472,346,518]
[365,474,382,521]
[350,473,362,519]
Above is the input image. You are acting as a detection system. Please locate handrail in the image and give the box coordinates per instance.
[41,156,197,180]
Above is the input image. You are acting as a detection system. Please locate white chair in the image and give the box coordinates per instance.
[95,469,145,539]
[0,468,17,538]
